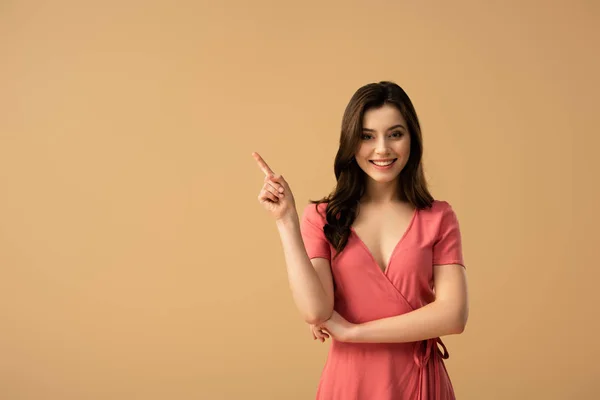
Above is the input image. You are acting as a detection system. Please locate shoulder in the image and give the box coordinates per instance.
[301,202,328,224]
[419,200,460,231]
[421,199,454,216]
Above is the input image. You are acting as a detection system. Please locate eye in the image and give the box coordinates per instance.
[360,134,372,140]
[391,131,404,138]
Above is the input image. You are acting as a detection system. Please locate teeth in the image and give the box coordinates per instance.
[372,160,395,166]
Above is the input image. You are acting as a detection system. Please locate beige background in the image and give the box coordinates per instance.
[1,1,599,399]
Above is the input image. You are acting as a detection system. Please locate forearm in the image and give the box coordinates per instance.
[350,300,465,343]
[276,212,332,324]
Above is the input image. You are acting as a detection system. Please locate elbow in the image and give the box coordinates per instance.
[436,299,468,335]
[305,315,325,325]
[452,308,469,334]
[305,307,334,326]
[452,321,466,334]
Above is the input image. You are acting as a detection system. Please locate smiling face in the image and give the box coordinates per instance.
[355,103,411,186]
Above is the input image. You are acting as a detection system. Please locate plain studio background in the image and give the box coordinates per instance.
[1,1,598,399]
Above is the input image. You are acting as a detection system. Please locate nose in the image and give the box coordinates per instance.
[374,136,391,155]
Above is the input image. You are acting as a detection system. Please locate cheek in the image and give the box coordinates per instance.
[355,151,370,164]
[396,141,411,156]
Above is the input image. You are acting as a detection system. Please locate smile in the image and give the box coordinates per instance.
[369,158,397,169]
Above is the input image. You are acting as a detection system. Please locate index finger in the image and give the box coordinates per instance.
[252,152,275,177]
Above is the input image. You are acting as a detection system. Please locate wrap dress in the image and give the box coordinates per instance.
[300,200,466,400]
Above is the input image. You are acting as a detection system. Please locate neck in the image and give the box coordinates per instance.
[361,179,402,205]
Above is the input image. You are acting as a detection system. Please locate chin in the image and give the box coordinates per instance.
[368,175,399,183]
[361,168,401,182]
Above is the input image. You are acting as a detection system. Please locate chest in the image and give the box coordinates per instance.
[350,206,417,273]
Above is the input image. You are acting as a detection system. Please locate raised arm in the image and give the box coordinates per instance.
[253,152,333,324]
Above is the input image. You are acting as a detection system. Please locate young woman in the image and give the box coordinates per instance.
[252,81,468,400]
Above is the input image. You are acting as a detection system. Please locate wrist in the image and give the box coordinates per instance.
[348,323,363,342]
[275,212,299,228]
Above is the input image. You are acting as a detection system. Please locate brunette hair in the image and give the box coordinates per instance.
[309,81,434,260]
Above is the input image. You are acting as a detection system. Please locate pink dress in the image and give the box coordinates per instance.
[300,200,466,400]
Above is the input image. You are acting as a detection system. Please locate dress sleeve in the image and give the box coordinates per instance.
[300,203,331,261]
[432,202,465,268]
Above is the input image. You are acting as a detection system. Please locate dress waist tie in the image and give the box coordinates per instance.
[414,337,450,400]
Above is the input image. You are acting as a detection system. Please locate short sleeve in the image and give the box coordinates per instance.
[432,202,465,268]
[300,203,331,261]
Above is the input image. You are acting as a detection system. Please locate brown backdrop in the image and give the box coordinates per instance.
[1,1,599,399]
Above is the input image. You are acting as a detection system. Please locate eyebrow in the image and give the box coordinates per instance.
[362,124,406,132]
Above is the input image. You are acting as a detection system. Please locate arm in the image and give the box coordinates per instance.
[348,263,468,343]
[276,212,335,325]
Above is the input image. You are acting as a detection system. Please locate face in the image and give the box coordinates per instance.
[355,104,411,184]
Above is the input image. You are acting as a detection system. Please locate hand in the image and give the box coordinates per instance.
[320,311,357,342]
[252,152,296,221]
[309,323,330,343]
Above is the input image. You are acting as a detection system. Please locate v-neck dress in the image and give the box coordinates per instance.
[300,200,466,400]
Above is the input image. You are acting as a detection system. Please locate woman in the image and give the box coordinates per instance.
[252,81,468,399]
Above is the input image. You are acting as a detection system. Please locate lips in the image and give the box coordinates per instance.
[369,158,397,166]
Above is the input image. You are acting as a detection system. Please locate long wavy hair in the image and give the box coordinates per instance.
[309,81,434,260]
